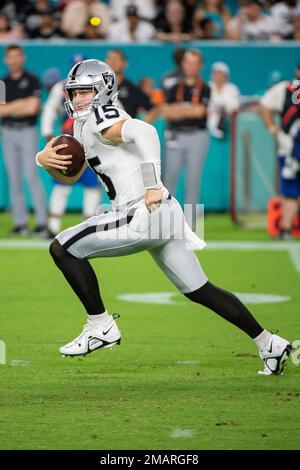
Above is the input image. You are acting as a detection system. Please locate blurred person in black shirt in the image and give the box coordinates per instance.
[27,10,63,39]
[0,11,23,40]
[0,44,48,236]
[161,47,186,96]
[155,0,192,42]
[21,0,61,39]
[162,49,210,210]
[105,49,159,123]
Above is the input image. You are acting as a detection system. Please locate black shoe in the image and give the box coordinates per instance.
[32,225,50,239]
[46,230,57,240]
[10,225,29,237]
[277,228,293,241]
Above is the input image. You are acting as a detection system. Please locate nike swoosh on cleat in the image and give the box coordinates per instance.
[268,340,273,353]
[103,325,114,336]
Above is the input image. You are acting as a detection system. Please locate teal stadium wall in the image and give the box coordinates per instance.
[0,42,299,212]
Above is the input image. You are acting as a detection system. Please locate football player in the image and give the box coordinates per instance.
[41,54,101,237]
[36,59,291,376]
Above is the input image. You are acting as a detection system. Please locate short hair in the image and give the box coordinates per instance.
[184,49,203,62]
[5,44,24,55]
[173,48,187,66]
[107,49,127,61]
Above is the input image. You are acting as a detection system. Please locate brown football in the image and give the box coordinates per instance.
[52,134,85,177]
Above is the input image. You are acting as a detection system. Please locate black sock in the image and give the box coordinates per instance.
[49,239,105,315]
[185,281,263,338]
[280,228,291,235]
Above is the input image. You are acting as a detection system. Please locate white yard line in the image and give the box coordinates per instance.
[0,239,300,274]
[205,241,300,275]
[206,241,300,251]
[288,247,300,274]
[0,240,50,249]
[170,428,196,439]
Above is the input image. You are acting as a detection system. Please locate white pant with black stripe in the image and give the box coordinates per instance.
[56,197,208,294]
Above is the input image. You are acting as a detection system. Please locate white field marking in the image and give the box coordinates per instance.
[170,428,195,439]
[0,239,299,273]
[176,361,199,366]
[0,340,6,365]
[118,292,182,305]
[0,240,49,249]
[235,293,290,304]
[205,241,300,275]
[9,359,29,367]
[206,241,300,251]
[288,247,300,274]
[0,239,298,250]
[118,292,290,305]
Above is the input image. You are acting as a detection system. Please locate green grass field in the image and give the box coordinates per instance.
[0,212,299,450]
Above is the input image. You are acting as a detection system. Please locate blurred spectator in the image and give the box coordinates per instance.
[194,16,216,39]
[79,16,106,39]
[260,61,300,239]
[0,44,48,237]
[61,0,110,38]
[42,67,62,92]
[0,12,23,40]
[155,1,192,42]
[28,10,63,39]
[270,0,300,39]
[105,49,158,122]
[139,77,164,106]
[183,0,199,30]
[193,0,231,39]
[21,0,61,39]
[161,48,186,95]
[0,0,31,23]
[226,0,279,40]
[162,49,210,210]
[208,61,240,139]
[292,13,300,38]
[110,0,156,22]
[108,5,155,42]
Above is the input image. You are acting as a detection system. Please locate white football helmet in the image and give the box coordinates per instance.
[64,59,118,122]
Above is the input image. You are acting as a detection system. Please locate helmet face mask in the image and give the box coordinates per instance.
[66,87,96,122]
[64,59,118,122]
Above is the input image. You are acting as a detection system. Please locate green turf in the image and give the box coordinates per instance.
[0,212,299,450]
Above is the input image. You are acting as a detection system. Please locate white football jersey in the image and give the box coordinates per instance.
[73,104,168,210]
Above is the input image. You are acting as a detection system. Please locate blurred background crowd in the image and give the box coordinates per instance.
[1,0,300,42]
[1,0,300,241]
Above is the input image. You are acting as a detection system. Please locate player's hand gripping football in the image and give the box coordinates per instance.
[145,188,163,213]
[37,138,72,171]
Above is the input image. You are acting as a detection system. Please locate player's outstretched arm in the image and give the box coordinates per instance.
[36,138,87,184]
[101,119,163,212]
[260,104,279,135]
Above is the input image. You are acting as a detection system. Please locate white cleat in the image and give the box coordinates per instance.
[59,314,121,357]
[258,333,292,376]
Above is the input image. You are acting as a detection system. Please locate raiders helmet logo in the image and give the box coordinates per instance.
[102,71,114,90]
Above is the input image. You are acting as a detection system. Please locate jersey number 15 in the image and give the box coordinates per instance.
[95,105,120,125]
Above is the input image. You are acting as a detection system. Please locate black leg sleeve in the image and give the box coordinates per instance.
[49,239,105,316]
[185,281,263,338]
